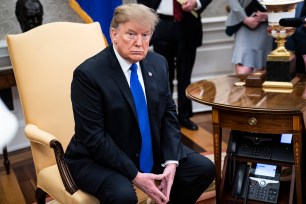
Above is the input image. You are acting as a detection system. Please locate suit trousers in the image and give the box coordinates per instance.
[151,18,197,119]
[66,147,215,204]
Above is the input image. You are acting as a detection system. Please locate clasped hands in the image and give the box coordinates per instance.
[133,163,177,204]
[243,11,268,29]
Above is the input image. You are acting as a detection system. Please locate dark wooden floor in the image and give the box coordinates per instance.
[0,147,36,203]
[0,111,230,204]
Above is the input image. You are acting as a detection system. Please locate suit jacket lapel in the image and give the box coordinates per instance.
[107,47,138,118]
[141,60,158,108]
[153,0,162,10]
[140,59,159,136]
[106,46,159,129]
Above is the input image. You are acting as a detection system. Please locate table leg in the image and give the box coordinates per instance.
[213,126,222,204]
[212,109,222,203]
[3,146,10,175]
[293,131,303,204]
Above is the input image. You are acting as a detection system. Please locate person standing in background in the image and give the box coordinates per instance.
[286,0,306,73]
[226,0,272,74]
[137,0,212,131]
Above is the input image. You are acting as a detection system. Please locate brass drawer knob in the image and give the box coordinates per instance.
[248,117,257,126]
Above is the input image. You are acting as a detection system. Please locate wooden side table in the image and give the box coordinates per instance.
[0,69,16,175]
[186,75,306,204]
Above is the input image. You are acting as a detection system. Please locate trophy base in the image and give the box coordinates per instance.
[262,75,300,89]
[262,87,294,93]
[266,54,296,82]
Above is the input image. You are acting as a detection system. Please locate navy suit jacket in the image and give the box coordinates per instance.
[138,0,212,48]
[65,46,188,190]
[286,1,306,73]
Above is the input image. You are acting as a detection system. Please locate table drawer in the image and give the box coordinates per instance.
[217,109,296,133]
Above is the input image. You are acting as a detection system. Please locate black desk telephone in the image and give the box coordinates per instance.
[227,130,288,203]
[232,162,281,203]
[227,130,294,162]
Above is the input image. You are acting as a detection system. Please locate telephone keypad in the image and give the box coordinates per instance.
[248,178,279,203]
[255,186,267,199]
[267,189,278,202]
[239,143,272,159]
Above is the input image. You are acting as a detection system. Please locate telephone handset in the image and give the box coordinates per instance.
[227,130,240,185]
[227,130,238,153]
[232,163,249,198]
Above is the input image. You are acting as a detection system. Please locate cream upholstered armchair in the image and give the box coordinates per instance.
[6,22,149,204]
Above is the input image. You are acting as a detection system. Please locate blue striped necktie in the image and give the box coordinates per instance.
[130,63,153,173]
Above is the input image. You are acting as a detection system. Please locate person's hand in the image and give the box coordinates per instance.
[158,163,177,201]
[255,11,268,22]
[132,172,168,204]
[243,16,261,29]
[182,0,197,12]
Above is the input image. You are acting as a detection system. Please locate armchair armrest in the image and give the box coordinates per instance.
[25,124,78,194]
[25,124,57,146]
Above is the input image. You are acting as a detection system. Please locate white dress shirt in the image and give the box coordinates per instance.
[157,0,202,15]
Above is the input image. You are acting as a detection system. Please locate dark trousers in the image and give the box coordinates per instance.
[94,151,215,203]
[152,18,197,119]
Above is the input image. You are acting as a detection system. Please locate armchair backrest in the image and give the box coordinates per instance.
[6,22,106,172]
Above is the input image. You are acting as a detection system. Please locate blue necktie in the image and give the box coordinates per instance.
[130,63,153,173]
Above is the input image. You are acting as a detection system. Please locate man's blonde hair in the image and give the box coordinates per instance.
[110,3,159,34]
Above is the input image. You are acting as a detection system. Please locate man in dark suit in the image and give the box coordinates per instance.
[286,0,306,73]
[295,1,306,72]
[137,0,212,130]
[64,3,215,204]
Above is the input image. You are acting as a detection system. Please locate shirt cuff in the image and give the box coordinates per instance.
[161,160,179,167]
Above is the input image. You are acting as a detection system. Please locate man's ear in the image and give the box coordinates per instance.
[110,28,117,43]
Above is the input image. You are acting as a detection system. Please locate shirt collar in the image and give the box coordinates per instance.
[113,45,139,73]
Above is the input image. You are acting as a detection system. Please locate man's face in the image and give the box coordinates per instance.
[110,21,152,63]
